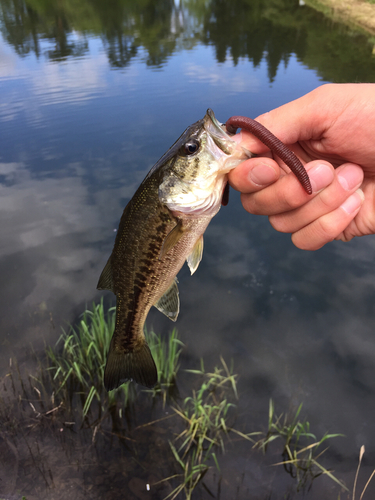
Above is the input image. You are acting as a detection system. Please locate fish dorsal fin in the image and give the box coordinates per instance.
[160,220,185,259]
[97,257,114,291]
[187,235,204,275]
[154,278,180,321]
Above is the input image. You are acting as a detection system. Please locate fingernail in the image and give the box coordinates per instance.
[340,189,364,214]
[249,164,278,186]
[309,163,334,193]
[337,164,363,191]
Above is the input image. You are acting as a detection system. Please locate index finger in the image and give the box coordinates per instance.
[235,160,336,216]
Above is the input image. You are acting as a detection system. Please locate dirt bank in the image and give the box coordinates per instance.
[306,0,375,35]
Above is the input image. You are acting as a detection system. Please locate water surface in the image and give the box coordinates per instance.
[1,0,375,498]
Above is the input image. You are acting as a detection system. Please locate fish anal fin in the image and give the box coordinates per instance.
[97,257,114,292]
[187,235,204,275]
[154,278,180,321]
[104,339,157,390]
[160,220,185,259]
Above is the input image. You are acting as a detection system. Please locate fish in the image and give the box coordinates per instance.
[97,109,252,391]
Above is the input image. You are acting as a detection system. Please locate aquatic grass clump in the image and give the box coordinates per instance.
[146,327,184,401]
[46,300,114,384]
[255,399,348,492]
[45,299,119,418]
[163,357,240,500]
[45,300,184,419]
[178,357,238,457]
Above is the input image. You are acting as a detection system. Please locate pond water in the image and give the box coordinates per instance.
[1,0,375,498]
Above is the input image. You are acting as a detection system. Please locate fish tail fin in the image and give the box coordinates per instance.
[104,338,157,391]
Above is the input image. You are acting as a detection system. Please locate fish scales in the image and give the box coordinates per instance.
[98,109,275,390]
[111,173,212,344]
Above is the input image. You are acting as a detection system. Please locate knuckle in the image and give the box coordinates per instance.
[279,189,304,211]
[241,194,265,215]
[269,214,292,233]
[318,186,343,212]
[316,217,337,242]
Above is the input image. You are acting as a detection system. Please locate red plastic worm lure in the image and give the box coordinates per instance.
[226,115,312,195]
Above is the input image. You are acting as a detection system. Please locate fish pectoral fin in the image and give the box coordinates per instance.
[97,257,114,291]
[104,338,157,390]
[154,278,180,321]
[159,220,185,259]
[187,235,204,275]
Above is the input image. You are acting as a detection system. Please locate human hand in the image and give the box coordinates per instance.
[228,83,375,250]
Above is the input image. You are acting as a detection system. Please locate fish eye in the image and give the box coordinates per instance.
[184,138,200,155]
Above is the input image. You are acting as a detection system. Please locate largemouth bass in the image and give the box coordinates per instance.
[98,109,252,390]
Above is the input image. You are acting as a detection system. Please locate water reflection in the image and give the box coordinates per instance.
[2,0,375,498]
[1,0,375,81]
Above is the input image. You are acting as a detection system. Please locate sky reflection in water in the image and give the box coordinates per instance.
[1,0,375,497]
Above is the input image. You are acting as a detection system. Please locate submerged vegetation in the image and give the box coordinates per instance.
[165,358,240,499]
[1,301,374,499]
[43,300,183,420]
[254,400,347,492]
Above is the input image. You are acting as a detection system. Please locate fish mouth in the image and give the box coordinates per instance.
[203,108,252,162]
[203,109,234,154]
[206,108,225,131]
